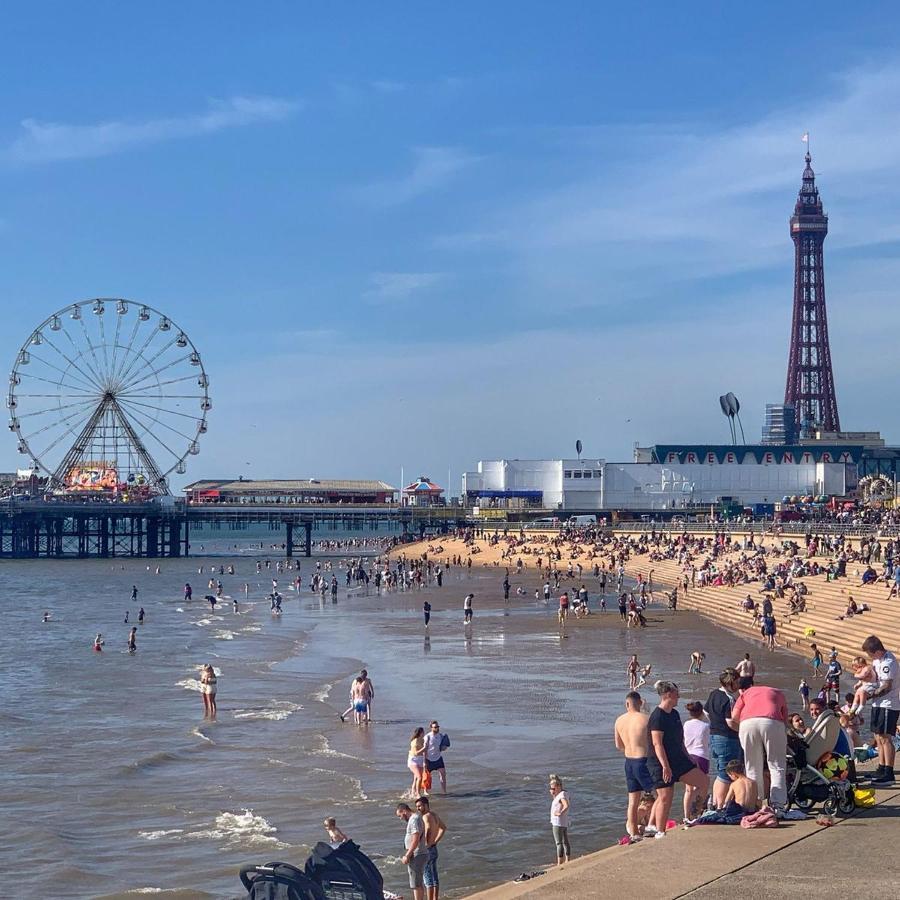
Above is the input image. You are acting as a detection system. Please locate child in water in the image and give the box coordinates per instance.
[323,817,349,848]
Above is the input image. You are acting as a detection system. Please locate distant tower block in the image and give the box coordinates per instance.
[784,150,841,434]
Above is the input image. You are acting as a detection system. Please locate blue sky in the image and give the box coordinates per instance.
[3,3,900,491]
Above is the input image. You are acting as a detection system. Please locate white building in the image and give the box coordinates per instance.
[463,444,860,511]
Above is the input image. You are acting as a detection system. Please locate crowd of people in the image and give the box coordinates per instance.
[610,634,897,842]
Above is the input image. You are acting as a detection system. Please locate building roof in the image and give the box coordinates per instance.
[403,477,444,493]
[184,478,397,493]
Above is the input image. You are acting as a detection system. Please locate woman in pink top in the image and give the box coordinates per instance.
[730,677,788,809]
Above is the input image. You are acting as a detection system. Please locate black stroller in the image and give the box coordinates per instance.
[786,732,855,816]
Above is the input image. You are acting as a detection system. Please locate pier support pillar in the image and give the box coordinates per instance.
[147,517,159,558]
[304,522,312,558]
[169,519,182,557]
[285,522,294,558]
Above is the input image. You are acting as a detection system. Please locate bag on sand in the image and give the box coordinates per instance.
[240,861,326,900]
[304,840,384,900]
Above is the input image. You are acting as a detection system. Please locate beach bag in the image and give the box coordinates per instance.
[440,733,450,751]
[422,768,433,791]
[304,840,384,900]
[240,862,326,900]
[853,787,876,808]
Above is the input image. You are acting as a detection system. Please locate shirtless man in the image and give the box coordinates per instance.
[614,691,655,840]
[627,654,640,690]
[735,653,755,679]
[416,796,447,900]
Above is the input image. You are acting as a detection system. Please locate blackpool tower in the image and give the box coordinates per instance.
[784,149,841,434]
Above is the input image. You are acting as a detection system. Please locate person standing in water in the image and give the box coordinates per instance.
[463,593,474,624]
[200,663,217,717]
[127,627,137,653]
[138,607,145,625]
[184,583,192,601]
[131,585,138,602]
[423,600,432,629]
[93,633,104,652]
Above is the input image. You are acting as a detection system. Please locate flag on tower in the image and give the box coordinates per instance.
[801,132,809,143]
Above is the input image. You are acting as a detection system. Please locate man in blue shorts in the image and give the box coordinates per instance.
[705,667,742,808]
[614,691,655,841]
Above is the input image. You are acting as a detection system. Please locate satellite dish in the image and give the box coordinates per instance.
[575,439,583,459]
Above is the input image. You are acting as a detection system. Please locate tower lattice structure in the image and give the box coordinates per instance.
[784,150,840,434]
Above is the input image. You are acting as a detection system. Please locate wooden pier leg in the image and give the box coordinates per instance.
[286,522,294,558]
[304,522,312,558]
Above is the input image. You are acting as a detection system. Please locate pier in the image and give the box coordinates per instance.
[0,499,466,559]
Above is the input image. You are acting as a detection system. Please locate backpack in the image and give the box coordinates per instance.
[240,862,326,900]
[439,733,450,751]
[304,840,384,900]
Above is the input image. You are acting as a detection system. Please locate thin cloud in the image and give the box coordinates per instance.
[5,95,300,163]
[371,79,406,94]
[436,62,900,314]
[365,271,444,302]
[356,146,480,206]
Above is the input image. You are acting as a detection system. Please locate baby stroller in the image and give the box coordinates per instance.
[786,732,855,815]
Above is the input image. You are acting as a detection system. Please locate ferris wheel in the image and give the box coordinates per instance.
[6,299,210,496]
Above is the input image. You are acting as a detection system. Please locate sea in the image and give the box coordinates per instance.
[0,524,813,898]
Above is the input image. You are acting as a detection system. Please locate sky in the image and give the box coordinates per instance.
[3,2,900,493]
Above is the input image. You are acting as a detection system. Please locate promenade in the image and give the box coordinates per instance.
[467,779,900,899]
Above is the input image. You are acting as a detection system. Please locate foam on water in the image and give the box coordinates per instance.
[312,682,333,702]
[310,767,369,801]
[140,811,287,848]
[232,700,302,721]
[210,810,288,847]
[214,630,237,640]
[311,734,365,762]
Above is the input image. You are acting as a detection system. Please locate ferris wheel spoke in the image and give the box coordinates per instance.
[133,373,198,390]
[27,405,100,456]
[118,393,207,400]
[110,313,142,387]
[117,341,186,393]
[116,401,183,466]
[61,318,105,388]
[16,370,98,395]
[77,315,107,387]
[14,393,101,399]
[58,322,105,387]
[16,397,101,420]
[31,338,104,394]
[109,308,124,387]
[97,310,113,383]
[114,396,206,422]
[20,400,97,441]
[117,397,198,442]
[113,325,164,390]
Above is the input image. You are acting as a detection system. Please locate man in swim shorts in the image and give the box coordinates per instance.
[423,720,449,793]
[416,796,446,900]
[614,691,655,840]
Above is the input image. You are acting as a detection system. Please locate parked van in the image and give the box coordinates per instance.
[567,514,597,527]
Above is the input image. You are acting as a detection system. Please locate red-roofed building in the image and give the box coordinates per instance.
[402,476,445,507]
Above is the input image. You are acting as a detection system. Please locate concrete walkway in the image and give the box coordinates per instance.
[467,783,900,899]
